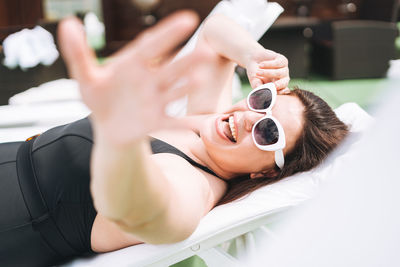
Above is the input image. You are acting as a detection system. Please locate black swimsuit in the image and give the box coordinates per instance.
[0,117,215,267]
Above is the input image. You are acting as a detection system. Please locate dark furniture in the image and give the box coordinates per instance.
[101,0,220,54]
[259,17,319,78]
[0,0,43,40]
[274,0,363,19]
[310,0,400,79]
[258,0,363,78]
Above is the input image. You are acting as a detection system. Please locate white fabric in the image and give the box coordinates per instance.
[0,79,89,143]
[8,79,81,105]
[387,59,400,78]
[0,101,90,142]
[2,26,59,70]
[84,12,105,50]
[173,0,283,62]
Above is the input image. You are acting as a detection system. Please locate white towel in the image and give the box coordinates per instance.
[8,79,81,105]
[2,26,59,70]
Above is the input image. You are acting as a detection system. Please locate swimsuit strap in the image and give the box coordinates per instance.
[150,138,218,177]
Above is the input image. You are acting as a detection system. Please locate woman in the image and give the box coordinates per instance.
[0,12,348,266]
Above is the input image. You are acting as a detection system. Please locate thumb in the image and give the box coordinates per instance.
[58,17,97,82]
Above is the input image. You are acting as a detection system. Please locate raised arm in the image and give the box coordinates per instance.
[185,14,290,114]
[202,14,290,90]
[59,12,214,244]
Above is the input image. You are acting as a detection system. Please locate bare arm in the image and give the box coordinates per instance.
[90,137,209,243]
[201,14,265,69]
[59,12,213,244]
[202,14,290,90]
[186,14,290,115]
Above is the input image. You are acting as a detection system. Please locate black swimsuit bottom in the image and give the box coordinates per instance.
[0,117,215,267]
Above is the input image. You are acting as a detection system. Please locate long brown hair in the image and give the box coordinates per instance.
[218,88,349,205]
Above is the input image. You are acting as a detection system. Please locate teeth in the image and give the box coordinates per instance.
[229,116,237,142]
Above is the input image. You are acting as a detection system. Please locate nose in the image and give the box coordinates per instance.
[243,111,265,132]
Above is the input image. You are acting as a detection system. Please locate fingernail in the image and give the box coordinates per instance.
[256,71,263,75]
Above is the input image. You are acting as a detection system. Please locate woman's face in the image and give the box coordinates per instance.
[199,94,305,179]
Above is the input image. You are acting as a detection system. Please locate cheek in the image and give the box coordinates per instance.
[232,139,274,171]
[242,137,277,169]
[241,135,259,153]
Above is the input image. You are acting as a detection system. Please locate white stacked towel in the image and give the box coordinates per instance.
[2,26,59,70]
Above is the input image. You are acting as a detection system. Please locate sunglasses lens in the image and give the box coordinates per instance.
[248,88,272,110]
[253,118,279,146]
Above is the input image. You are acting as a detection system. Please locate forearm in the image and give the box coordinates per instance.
[90,136,170,227]
[202,14,266,68]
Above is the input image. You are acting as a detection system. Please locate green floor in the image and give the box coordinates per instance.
[242,76,392,111]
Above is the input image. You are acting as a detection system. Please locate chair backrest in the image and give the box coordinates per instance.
[358,0,399,22]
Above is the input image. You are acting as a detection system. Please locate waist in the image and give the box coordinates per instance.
[16,139,79,258]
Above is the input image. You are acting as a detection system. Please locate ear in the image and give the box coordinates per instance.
[250,169,279,179]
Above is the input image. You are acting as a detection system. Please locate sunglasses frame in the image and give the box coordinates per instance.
[247,83,286,169]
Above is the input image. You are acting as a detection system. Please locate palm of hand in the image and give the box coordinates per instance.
[58,13,203,146]
[81,63,167,145]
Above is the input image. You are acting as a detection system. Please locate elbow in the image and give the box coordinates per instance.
[113,217,196,245]
[149,230,193,245]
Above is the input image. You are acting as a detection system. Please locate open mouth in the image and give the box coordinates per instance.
[221,115,237,143]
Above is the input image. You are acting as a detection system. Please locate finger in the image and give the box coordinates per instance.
[274,77,291,91]
[280,87,291,94]
[250,77,263,88]
[58,17,97,82]
[257,67,289,80]
[158,45,214,104]
[161,60,207,104]
[161,77,192,105]
[157,46,208,91]
[258,49,278,61]
[118,11,199,63]
[259,55,288,69]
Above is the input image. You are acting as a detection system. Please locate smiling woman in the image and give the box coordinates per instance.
[217,87,348,204]
[0,12,348,266]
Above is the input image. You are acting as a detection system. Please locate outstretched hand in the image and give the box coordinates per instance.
[58,12,207,147]
[246,49,290,94]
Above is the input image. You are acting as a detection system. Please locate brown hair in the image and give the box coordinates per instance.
[218,88,349,205]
